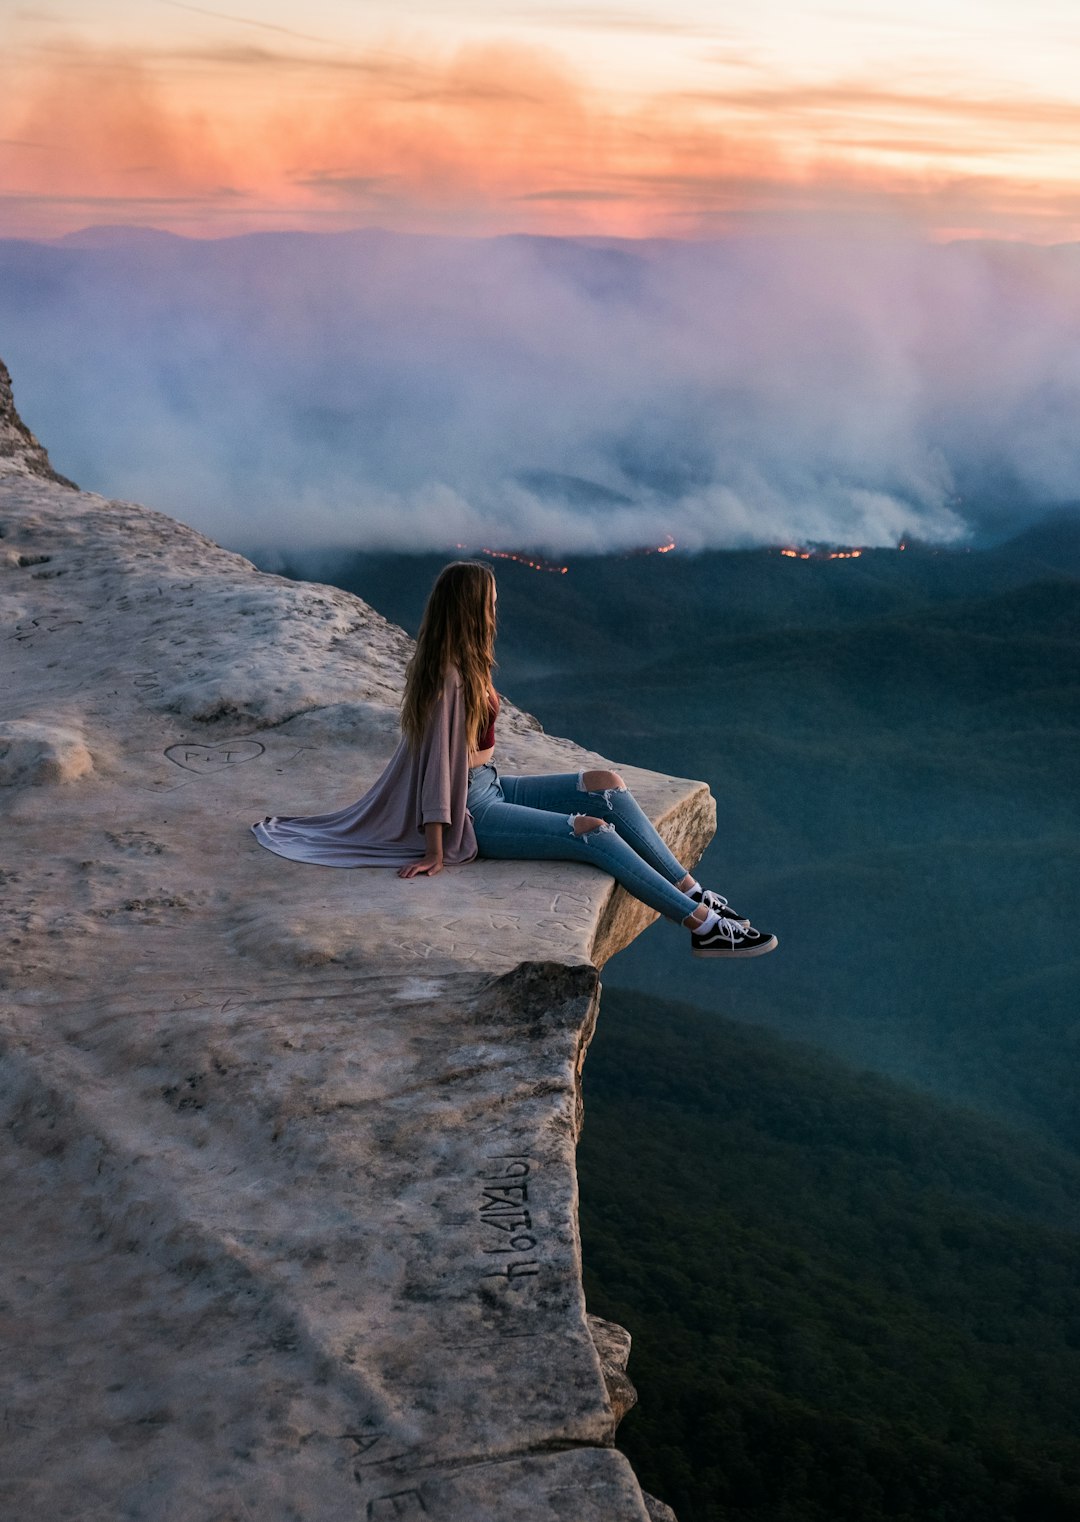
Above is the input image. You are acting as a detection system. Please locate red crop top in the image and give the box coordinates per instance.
[477,688,500,751]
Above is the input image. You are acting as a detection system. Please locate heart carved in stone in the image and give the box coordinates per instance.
[165,740,265,773]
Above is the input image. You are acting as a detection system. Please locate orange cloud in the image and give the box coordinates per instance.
[0,45,236,222]
[2,35,1080,241]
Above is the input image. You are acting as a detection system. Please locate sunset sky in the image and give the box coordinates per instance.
[3,0,1080,241]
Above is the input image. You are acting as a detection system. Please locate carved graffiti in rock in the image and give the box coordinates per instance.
[479,1155,540,1284]
[164,740,265,773]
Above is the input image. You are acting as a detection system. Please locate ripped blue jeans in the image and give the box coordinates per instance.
[467,763,699,924]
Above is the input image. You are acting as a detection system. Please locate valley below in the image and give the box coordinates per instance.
[283,524,1080,1521]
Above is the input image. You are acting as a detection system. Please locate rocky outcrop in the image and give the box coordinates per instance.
[0,358,77,487]
[0,364,713,1521]
[587,1314,638,1427]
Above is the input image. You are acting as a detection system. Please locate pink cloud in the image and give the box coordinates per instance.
[2,35,1079,241]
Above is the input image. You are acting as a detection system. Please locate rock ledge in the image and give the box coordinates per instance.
[0,372,713,1521]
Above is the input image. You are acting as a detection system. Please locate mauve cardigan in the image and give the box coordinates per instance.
[251,666,478,868]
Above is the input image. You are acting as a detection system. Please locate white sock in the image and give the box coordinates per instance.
[691,907,721,936]
[686,879,702,897]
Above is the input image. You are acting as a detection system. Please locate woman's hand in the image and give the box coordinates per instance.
[398,855,444,879]
[399,821,446,877]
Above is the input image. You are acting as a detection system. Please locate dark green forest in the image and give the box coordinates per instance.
[284,516,1080,1521]
[578,989,1080,1522]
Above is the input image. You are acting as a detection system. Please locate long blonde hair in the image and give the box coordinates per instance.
[401,560,497,750]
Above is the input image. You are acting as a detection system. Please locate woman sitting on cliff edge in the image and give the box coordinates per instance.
[253,560,777,958]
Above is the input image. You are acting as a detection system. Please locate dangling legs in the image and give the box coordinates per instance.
[467,763,777,954]
[577,768,699,888]
[470,788,706,925]
[502,769,753,922]
[501,770,693,881]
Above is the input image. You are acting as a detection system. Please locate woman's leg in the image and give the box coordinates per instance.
[470,790,701,924]
[499,770,691,885]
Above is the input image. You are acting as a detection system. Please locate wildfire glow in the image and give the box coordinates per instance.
[780,547,865,560]
[479,548,569,575]
[453,538,682,572]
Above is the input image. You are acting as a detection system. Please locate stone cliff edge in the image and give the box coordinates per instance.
[0,362,713,1522]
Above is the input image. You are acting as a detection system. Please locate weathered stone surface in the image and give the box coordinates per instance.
[0,718,95,785]
[0,357,77,487]
[1,382,710,1519]
[588,1314,639,1430]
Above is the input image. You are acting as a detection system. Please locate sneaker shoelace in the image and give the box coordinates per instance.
[696,913,748,944]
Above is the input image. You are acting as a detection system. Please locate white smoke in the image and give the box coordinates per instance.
[1,226,1079,553]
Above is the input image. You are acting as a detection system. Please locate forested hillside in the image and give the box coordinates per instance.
[578,989,1080,1522]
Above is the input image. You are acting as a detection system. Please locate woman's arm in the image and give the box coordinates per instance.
[398,821,445,878]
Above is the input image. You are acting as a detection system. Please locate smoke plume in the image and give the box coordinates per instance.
[1,227,1079,554]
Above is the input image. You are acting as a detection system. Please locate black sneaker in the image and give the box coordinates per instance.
[691,916,778,958]
[690,886,750,925]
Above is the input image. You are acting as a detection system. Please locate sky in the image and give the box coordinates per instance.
[3,0,1080,241]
